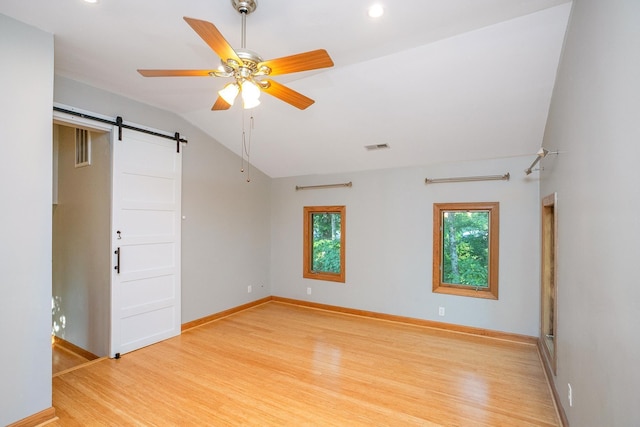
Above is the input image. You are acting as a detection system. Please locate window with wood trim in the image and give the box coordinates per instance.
[433,202,499,299]
[303,206,345,283]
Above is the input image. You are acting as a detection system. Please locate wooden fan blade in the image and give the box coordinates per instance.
[138,69,215,77]
[262,80,315,110]
[212,96,232,111]
[183,17,242,64]
[258,49,334,76]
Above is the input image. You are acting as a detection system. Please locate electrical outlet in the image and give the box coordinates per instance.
[307,287,312,295]
[247,285,252,293]
[568,383,573,407]
[438,306,445,316]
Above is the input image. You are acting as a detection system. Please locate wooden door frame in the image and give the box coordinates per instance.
[540,192,558,374]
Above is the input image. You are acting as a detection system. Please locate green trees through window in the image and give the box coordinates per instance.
[442,211,489,288]
[433,202,499,299]
[303,206,346,283]
[311,212,342,273]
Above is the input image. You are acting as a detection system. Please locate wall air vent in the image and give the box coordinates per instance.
[75,128,91,167]
[364,143,390,151]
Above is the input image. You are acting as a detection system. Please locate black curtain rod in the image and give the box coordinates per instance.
[53,106,188,152]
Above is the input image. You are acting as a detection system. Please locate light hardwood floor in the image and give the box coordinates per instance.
[52,345,91,375]
[49,302,559,426]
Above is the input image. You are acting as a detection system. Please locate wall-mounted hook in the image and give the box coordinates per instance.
[116,230,122,240]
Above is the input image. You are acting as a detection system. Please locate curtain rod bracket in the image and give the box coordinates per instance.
[524,148,559,175]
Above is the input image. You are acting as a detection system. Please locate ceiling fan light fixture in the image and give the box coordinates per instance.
[240,80,261,109]
[242,97,261,109]
[241,79,261,99]
[139,3,334,112]
[219,83,240,105]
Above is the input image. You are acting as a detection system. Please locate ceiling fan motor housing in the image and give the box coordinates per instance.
[232,0,257,15]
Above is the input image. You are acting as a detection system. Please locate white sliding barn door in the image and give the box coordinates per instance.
[110,127,182,358]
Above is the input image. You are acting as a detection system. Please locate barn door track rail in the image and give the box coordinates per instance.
[53,106,188,153]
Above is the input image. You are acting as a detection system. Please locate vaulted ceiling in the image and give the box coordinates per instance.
[0,0,572,178]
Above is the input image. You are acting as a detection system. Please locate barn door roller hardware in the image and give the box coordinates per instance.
[53,106,188,152]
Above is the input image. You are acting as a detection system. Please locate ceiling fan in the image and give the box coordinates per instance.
[138,0,334,111]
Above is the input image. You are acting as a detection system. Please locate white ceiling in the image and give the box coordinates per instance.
[1,0,572,178]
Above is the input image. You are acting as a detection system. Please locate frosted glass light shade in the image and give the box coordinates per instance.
[242,97,261,109]
[241,80,261,109]
[218,83,239,105]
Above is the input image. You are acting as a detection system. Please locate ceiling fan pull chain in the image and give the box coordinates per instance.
[240,129,246,173]
[239,111,253,182]
[240,112,245,173]
[245,115,254,182]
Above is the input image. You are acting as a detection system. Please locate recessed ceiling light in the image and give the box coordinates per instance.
[368,4,384,18]
[84,0,99,3]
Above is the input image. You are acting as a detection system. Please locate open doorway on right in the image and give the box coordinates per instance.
[540,192,557,374]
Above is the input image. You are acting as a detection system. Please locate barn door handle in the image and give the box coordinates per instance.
[114,247,120,274]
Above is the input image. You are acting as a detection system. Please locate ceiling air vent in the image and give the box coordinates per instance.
[364,143,390,151]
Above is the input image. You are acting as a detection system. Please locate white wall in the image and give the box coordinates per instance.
[52,126,110,356]
[0,13,53,425]
[54,77,272,323]
[271,156,540,336]
[539,0,640,425]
